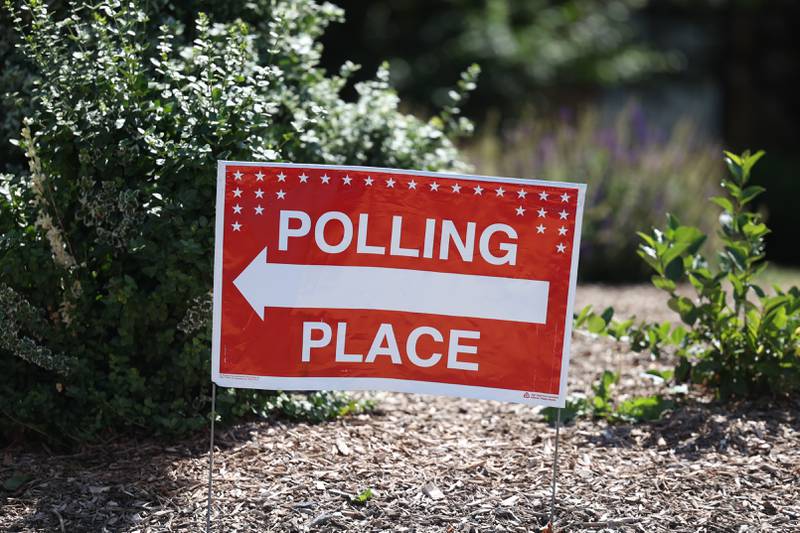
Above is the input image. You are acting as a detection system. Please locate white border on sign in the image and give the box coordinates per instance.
[214,374,559,406]
[212,161,587,408]
[211,161,227,398]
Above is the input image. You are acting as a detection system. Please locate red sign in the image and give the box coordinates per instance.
[212,162,585,406]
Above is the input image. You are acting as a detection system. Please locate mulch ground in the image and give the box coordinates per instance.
[2,285,799,532]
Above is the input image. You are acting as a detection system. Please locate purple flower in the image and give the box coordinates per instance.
[630,103,648,146]
[537,135,556,167]
[559,106,574,125]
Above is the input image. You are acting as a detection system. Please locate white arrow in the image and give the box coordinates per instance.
[233,247,549,323]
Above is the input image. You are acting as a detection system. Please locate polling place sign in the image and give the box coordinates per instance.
[212,162,585,407]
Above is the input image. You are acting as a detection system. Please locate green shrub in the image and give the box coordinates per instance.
[578,151,800,399]
[0,0,476,441]
[542,370,673,425]
[466,105,723,281]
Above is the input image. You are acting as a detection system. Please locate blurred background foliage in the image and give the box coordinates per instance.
[322,0,682,111]
[3,0,798,276]
[321,0,799,273]
[467,104,722,281]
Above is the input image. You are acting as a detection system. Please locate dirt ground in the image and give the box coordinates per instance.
[1,285,799,532]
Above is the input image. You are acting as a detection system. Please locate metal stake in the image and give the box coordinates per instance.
[206,382,216,533]
[549,407,562,529]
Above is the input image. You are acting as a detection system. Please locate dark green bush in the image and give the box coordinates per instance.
[322,0,679,112]
[0,0,476,441]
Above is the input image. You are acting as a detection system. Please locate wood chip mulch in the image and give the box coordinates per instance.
[1,285,799,532]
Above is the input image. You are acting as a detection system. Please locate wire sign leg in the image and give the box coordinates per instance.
[549,407,562,530]
[206,382,217,533]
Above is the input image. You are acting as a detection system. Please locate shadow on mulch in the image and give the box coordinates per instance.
[0,416,308,532]
[580,396,800,459]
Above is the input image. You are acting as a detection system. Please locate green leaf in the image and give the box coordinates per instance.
[668,296,698,326]
[724,155,744,184]
[741,150,765,178]
[666,213,680,230]
[742,221,768,238]
[637,248,662,274]
[645,369,674,382]
[592,395,610,414]
[593,370,619,402]
[352,488,373,505]
[721,179,742,199]
[660,243,691,271]
[673,225,707,248]
[664,257,685,282]
[659,227,705,268]
[651,275,676,292]
[729,273,746,300]
[670,326,687,344]
[587,314,607,334]
[542,397,587,425]
[674,357,692,383]
[740,185,766,205]
[574,305,592,328]
[763,295,790,315]
[608,319,634,339]
[710,196,734,213]
[745,309,760,339]
[761,301,788,330]
[637,231,656,248]
[615,395,674,422]
[725,244,749,271]
[723,151,742,166]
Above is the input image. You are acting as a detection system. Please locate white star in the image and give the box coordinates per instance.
[254,205,264,215]
[231,221,242,232]
[558,226,568,236]
[277,172,286,182]
[561,192,571,202]
[386,178,396,188]
[233,171,243,181]
[232,204,242,214]
[321,174,331,184]
[515,206,525,216]
[364,176,374,186]
[232,188,242,198]
[537,208,546,218]
[473,185,483,195]
[556,243,567,253]
[408,180,417,190]
[276,189,286,200]
[559,210,568,220]
[430,182,440,191]
[255,171,265,181]
[299,173,309,183]
[517,189,527,199]
[539,191,549,201]
[495,187,505,197]
[536,224,546,234]
[343,175,352,185]
[254,189,264,199]
[452,183,462,193]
